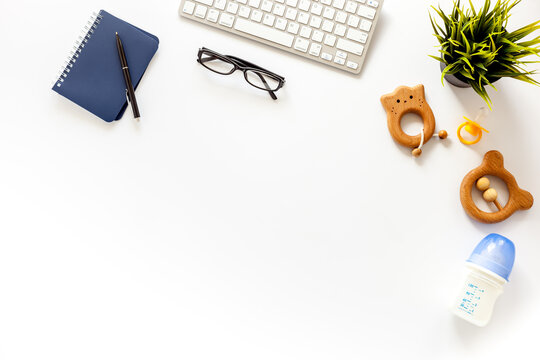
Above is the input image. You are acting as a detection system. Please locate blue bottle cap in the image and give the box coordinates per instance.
[466,233,515,281]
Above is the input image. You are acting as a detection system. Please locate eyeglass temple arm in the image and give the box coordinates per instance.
[198,55,219,64]
[198,51,242,68]
[226,55,261,69]
[227,55,284,80]
[254,72,277,100]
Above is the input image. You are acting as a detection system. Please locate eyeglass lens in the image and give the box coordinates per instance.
[244,70,281,91]
[199,52,235,74]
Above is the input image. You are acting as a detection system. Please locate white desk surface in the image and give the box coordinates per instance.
[1,0,539,359]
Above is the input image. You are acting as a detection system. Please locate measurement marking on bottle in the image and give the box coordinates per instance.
[458,283,485,315]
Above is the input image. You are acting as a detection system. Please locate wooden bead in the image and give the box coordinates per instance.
[438,130,448,139]
[483,188,498,202]
[412,148,422,157]
[476,177,490,191]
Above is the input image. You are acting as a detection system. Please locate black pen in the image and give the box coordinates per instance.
[115,32,140,121]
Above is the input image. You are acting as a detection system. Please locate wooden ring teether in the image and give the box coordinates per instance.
[380,85,447,157]
[460,150,534,224]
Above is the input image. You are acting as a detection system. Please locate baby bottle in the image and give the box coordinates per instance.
[453,233,515,327]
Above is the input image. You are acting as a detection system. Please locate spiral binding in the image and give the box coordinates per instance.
[54,11,103,87]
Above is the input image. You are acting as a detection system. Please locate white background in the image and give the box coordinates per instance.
[1,0,539,359]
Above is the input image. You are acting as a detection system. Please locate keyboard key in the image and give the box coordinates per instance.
[336,38,364,55]
[321,0,331,4]
[299,0,311,11]
[219,12,235,26]
[248,0,260,7]
[334,24,346,36]
[207,8,219,21]
[294,38,309,52]
[332,0,345,10]
[235,18,295,46]
[347,14,359,27]
[321,20,334,32]
[367,0,378,7]
[287,22,299,34]
[285,8,297,20]
[359,18,371,31]
[310,16,322,28]
[311,3,323,15]
[275,17,287,30]
[345,1,357,13]
[261,0,273,11]
[357,0,366,3]
[298,12,309,24]
[312,30,324,42]
[239,5,251,17]
[273,4,285,16]
[275,0,285,3]
[346,28,367,43]
[215,0,226,9]
[323,7,335,19]
[263,13,275,26]
[194,0,213,5]
[286,0,298,6]
[195,4,208,17]
[182,1,195,14]
[237,0,247,3]
[334,57,345,65]
[251,9,263,21]
[346,60,358,69]
[300,26,312,38]
[309,43,322,56]
[321,52,332,61]
[336,50,347,58]
[335,11,347,23]
[323,34,336,46]
[206,9,219,22]
[227,2,239,14]
[358,5,375,19]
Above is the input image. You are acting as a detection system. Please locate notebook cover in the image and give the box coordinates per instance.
[52,10,159,122]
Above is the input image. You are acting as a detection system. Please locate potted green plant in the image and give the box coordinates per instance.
[430,0,540,107]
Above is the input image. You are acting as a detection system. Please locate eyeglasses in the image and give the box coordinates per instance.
[197,47,285,100]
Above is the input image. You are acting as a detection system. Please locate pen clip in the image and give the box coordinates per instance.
[125,89,131,104]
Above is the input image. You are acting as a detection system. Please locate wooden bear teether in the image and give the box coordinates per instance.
[460,150,534,224]
[381,85,447,157]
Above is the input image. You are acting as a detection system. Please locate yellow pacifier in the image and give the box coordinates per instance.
[457,108,489,145]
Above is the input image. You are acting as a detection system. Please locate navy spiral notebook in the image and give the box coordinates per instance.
[52,10,159,122]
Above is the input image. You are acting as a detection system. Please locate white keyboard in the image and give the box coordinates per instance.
[180,0,383,74]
